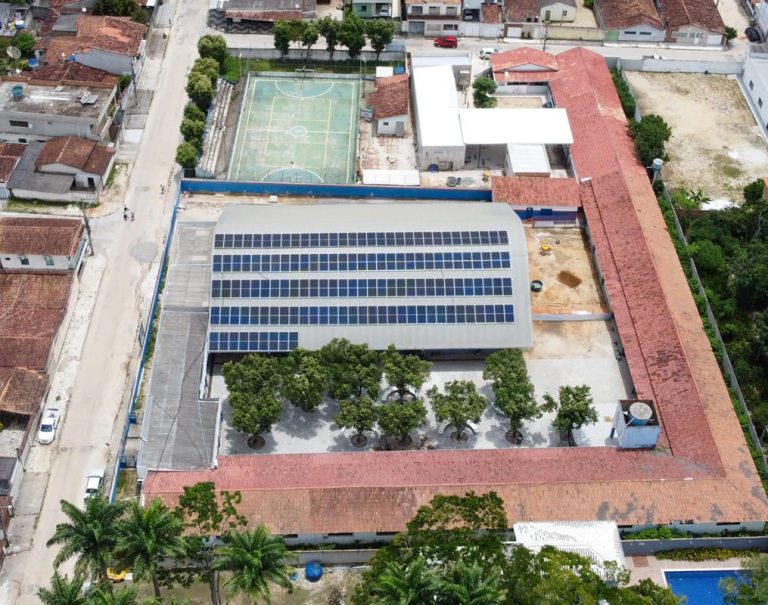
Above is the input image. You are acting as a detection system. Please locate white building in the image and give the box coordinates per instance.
[0,216,88,272]
[743,43,768,131]
[405,0,462,36]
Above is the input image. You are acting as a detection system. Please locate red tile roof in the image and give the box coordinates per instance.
[36,137,115,176]
[491,48,559,72]
[504,0,540,21]
[595,0,663,30]
[0,216,84,257]
[0,144,25,183]
[144,48,768,534]
[0,367,47,416]
[661,0,725,33]
[44,16,146,59]
[8,62,119,89]
[0,272,73,371]
[370,74,409,120]
[481,2,503,23]
[492,176,581,207]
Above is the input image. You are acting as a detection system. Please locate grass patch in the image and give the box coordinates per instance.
[106,162,124,188]
[5,198,87,214]
[222,55,393,83]
[115,469,138,501]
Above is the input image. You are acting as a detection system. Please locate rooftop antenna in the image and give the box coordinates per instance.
[6,46,21,60]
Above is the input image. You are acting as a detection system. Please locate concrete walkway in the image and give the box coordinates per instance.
[0,0,209,600]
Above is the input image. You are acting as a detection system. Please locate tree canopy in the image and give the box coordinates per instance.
[366,19,395,60]
[320,338,382,400]
[427,380,486,441]
[280,349,326,412]
[542,384,598,436]
[472,77,497,108]
[335,395,378,446]
[483,349,540,441]
[383,344,431,403]
[197,35,228,71]
[377,399,427,443]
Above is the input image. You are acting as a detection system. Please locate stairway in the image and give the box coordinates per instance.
[207,9,274,33]
[196,78,234,178]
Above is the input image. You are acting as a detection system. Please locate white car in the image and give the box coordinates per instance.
[37,408,60,445]
[479,48,500,60]
[84,469,105,502]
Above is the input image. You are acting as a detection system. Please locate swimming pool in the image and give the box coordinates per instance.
[664,569,745,605]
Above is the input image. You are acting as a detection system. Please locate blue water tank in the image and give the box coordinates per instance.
[27,58,39,70]
[393,66,406,75]
[305,561,323,582]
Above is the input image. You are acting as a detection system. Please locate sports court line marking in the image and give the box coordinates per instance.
[274,80,334,99]
[244,128,353,135]
[228,74,254,180]
[261,167,324,183]
[323,98,332,169]
[345,82,356,183]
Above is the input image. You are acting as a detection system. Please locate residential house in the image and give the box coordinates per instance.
[0,143,24,198]
[661,0,725,46]
[42,16,147,76]
[369,74,409,136]
[0,76,117,143]
[351,0,400,19]
[593,0,665,42]
[539,0,576,21]
[490,47,558,95]
[460,1,504,36]
[743,43,768,130]
[0,215,88,271]
[7,136,115,203]
[757,0,768,36]
[0,3,33,37]
[208,0,316,33]
[405,0,462,36]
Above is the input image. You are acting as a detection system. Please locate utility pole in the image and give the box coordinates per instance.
[542,20,550,53]
[80,201,94,256]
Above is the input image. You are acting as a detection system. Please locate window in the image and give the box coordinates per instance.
[428,6,439,14]
[444,23,458,30]
[360,4,367,9]
[18,138,26,143]
[562,9,567,16]
[411,5,423,13]
[44,255,54,267]
[19,255,29,265]
[750,80,754,90]
[639,31,651,35]
[9,120,30,128]
[446,6,457,14]
[382,121,389,125]
[624,31,636,35]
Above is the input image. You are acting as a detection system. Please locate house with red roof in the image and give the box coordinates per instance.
[660,0,725,46]
[369,74,410,137]
[593,0,666,42]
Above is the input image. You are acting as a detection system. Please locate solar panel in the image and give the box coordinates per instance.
[211,277,514,298]
[213,231,510,249]
[212,252,511,273]
[208,331,299,352]
[210,304,514,326]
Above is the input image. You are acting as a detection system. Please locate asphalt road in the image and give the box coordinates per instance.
[0,0,208,601]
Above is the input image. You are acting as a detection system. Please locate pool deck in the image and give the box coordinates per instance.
[627,555,746,586]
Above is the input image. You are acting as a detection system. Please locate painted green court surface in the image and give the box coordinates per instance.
[229,74,360,184]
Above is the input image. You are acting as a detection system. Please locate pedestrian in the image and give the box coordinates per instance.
[130,211,135,222]
[123,209,128,221]
[160,184,165,194]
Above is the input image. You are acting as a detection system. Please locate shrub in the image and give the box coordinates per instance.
[622,526,691,540]
[725,26,737,42]
[656,548,758,561]
[180,118,205,151]
[610,69,635,120]
[472,77,497,108]
[198,34,228,71]
[583,0,594,8]
[175,142,198,170]
[630,113,671,167]
[183,103,206,123]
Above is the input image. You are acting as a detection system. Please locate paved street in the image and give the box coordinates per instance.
[0,0,208,601]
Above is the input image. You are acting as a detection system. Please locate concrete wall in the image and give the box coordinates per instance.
[540,2,576,22]
[293,549,378,565]
[10,186,98,204]
[0,253,74,271]
[417,144,466,170]
[616,23,666,43]
[376,114,407,136]
[233,47,406,63]
[743,54,768,128]
[547,24,605,40]
[622,536,768,556]
[0,111,104,142]
[616,57,742,74]
[670,25,723,47]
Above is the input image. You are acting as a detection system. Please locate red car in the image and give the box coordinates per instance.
[434,36,458,48]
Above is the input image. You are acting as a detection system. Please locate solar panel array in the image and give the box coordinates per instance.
[214,230,510,249]
[209,226,519,353]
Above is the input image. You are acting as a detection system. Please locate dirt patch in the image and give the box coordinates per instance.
[624,72,768,204]
[557,270,582,288]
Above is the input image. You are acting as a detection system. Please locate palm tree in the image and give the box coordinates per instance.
[46,496,127,586]
[85,586,139,605]
[439,560,505,605]
[38,571,87,605]
[212,526,295,603]
[114,499,185,599]
[369,557,441,605]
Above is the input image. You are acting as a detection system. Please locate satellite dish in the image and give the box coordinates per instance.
[7,46,21,60]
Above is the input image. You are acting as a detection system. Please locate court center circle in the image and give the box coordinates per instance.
[288,125,308,137]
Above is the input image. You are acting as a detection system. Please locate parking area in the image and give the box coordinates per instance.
[624,71,768,204]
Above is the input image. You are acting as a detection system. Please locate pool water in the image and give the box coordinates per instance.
[664,569,746,605]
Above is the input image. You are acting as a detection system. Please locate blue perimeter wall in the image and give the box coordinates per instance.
[179,180,579,221]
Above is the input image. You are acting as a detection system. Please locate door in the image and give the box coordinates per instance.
[409,20,426,35]
[395,121,405,136]
[544,9,551,21]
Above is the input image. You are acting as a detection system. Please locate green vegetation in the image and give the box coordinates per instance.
[94,0,138,16]
[366,19,396,61]
[353,491,682,605]
[14,32,36,58]
[541,384,598,445]
[174,142,198,171]
[611,68,636,120]
[722,554,768,604]
[428,380,487,441]
[630,114,672,167]
[197,34,228,72]
[483,349,540,443]
[656,548,758,561]
[472,76,498,108]
[725,26,738,43]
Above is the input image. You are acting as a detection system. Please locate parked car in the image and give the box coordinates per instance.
[434,36,458,48]
[37,408,60,445]
[745,27,762,43]
[479,48,500,60]
[83,469,105,502]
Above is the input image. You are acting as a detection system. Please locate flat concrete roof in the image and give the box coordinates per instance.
[0,81,108,119]
[460,108,574,146]
[209,202,533,352]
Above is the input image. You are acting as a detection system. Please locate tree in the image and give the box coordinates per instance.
[272,20,294,57]
[318,17,342,59]
[725,26,738,44]
[175,482,247,605]
[541,384,598,445]
[733,243,768,312]
[46,496,127,586]
[335,395,377,446]
[212,527,294,603]
[180,118,206,151]
[743,178,765,207]
[130,6,149,24]
[483,349,540,443]
[280,349,326,412]
[85,586,140,605]
[93,0,136,17]
[366,20,395,61]
[428,380,486,441]
[472,77,497,108]
[184,103,207,123]
[441,560,506,605]
[198,34,228,72]
[298,21,319,61]
[368,558,440,605]
[229,389,283,447]
[175,143,198,171]
[722,554,768,604]
[14,32,37,58]
[186,73,214,112]
[192,57,221,86]
[38,572,87,605]
[114,499,185,599]
[339,13,367,59]
[320,338,382,400]
[377,399,427,444]
[630,113,671,167]
[383,345,431,403]
[223,354,283,398]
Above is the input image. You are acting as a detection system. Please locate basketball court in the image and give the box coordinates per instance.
[228,73,360,184]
